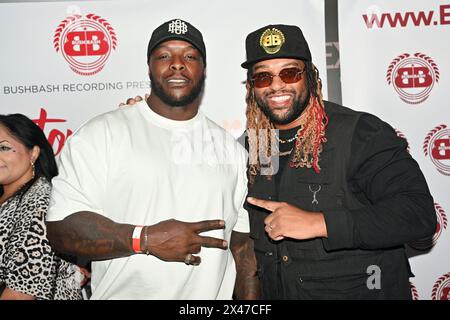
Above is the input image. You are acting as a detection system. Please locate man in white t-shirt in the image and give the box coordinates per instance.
[46,19,260,300]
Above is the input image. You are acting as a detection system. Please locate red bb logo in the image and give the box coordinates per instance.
[424,124,450,176]
[53,13,117,75]
[386,53,439,104]
[432,273,450,300]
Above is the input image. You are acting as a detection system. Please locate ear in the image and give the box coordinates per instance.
[30,145,40,164]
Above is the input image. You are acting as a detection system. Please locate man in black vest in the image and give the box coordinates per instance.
[241,24,436,299]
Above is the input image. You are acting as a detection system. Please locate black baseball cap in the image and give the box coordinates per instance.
[241,24,312,69]
[147,19,206,65]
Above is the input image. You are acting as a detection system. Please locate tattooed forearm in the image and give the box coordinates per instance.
[230,231,261,300]
[46,211,134,261]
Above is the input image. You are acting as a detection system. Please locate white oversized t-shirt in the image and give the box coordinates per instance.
[47,101,249,300]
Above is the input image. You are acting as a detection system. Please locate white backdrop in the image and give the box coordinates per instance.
[0,0,326,151]
[339,0,450,300]
[1,0,448,300]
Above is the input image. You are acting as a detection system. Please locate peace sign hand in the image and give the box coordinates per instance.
[145,219,228,265]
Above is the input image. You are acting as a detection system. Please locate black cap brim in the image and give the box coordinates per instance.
[241,53,311,69]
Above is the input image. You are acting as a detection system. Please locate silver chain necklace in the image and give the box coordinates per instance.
[276,132,299,144]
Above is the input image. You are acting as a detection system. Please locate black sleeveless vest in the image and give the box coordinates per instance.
[245,101,412,299]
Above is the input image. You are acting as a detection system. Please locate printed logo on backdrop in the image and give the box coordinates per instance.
[410,282,419,300]
[432,272,450,300]
[53,13,117,76]
[386,53,440,104]
[33,108,73,156]
[409,203,447,250]
[424,124,450,176]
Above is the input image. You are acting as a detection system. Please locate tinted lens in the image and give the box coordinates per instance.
[279,68,303,84]
[252,72,272,88]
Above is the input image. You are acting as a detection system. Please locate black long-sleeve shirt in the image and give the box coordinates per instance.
[320,113,436,251]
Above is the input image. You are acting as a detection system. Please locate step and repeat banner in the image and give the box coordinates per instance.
[4,0,447,300]
[339,0,450,300]
[0,0,326,153]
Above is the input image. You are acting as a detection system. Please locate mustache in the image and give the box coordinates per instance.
[263,89,296,97]
[165,72,190,81]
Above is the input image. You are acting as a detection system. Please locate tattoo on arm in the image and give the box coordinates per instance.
[46,211,134,261]
[230,231,261,300]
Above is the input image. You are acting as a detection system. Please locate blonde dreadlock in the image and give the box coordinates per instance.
[246,62,328,184]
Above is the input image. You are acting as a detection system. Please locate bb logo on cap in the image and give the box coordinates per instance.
[259,28,285,54]
[168,19,188,35]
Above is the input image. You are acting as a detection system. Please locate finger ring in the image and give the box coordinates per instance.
[268,224,273,230]
[184,253,193,265]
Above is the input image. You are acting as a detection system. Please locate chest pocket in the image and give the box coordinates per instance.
[280,149,343,213]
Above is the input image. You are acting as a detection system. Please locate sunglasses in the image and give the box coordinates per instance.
[251,67,305,88]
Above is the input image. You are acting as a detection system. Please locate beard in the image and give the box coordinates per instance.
[255,89,310,125]
[150,73,205,107]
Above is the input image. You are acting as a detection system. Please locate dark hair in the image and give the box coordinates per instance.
[0,113,58,194]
